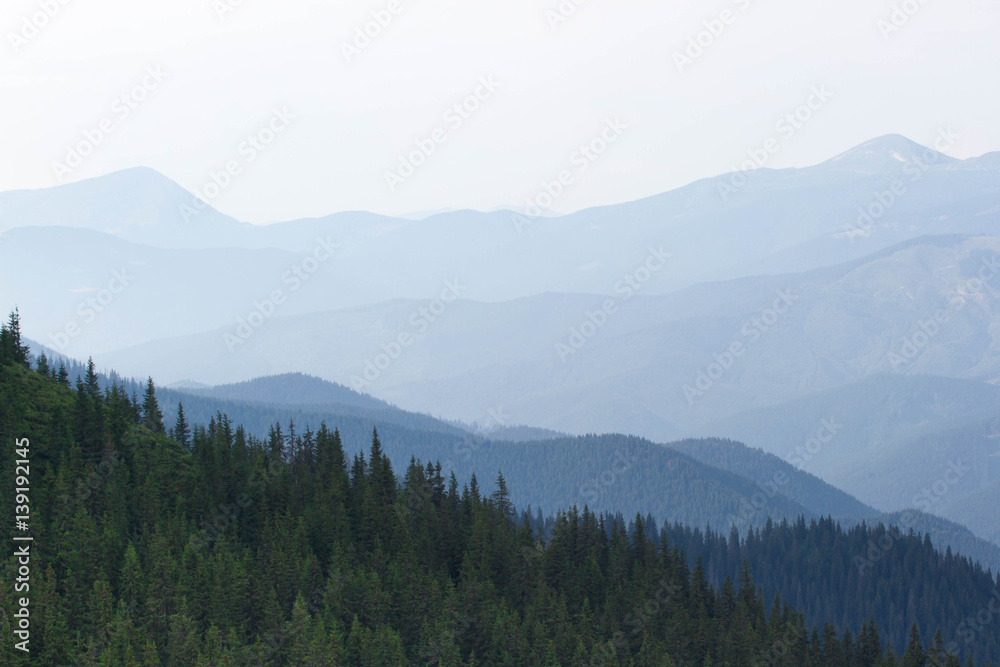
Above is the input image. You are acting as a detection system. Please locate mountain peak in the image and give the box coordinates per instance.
[823,134,957,172]
[0,165,248,246]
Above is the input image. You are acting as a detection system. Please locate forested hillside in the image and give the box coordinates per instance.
[657,519,1000,665]
[701,375,1000,502]
[180,373,394,411]
[668,438,1000,573]
[1,311,998,664]
[23,344,1000,574]
[699,376,1000,550]
[668,438,876,520]
[22,348,467,442]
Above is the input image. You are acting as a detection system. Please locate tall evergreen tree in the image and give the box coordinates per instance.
[84,357,101,398]
[491,472,513,518]
[901,625,925,667]
[36,351,50,376]
[173,402,191,448]
[0,308,30,366]
[142,376,164,433]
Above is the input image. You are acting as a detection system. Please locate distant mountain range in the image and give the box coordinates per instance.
[3,134,997,352]
[83,234,1000,442]
[7,134,1000,558]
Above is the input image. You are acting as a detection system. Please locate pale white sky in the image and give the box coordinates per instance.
[2,0,998,222]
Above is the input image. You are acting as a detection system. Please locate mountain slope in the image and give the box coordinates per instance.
[699,376,1000,547]
[665,436,1000,572]
[666,437,876,520]
[11,349,1000,663]
[6,331,1000,663]
[25,339,1000,579]
[183,372,395,410]
[939,477,1000,545]
[94,235,1000,443]
[0,166,250,248]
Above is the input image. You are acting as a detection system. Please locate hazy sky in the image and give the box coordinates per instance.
[2,0,998,222]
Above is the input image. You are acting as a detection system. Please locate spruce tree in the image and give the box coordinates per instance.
[142,376,164,433]
[268,422,284,457]
[0,308,30,366]
[901,624,925,667]
[36,351,50,376]
[491,472,513,518]
[174,402,190,447]
[469,473,480,503]
[84,357,101,398]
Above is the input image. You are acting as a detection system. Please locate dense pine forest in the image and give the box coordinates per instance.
[1,311,997,666]
[31,352,1000,579]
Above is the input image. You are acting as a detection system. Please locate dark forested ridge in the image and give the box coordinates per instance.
[22,342,469,441]
[668,438,877,520]
[699,375,1000,525]
[653,519,1000,666]
[28,346,1000,576]
[179,372,394,411]
[2,312,998,665]
[668,438,1000,574]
